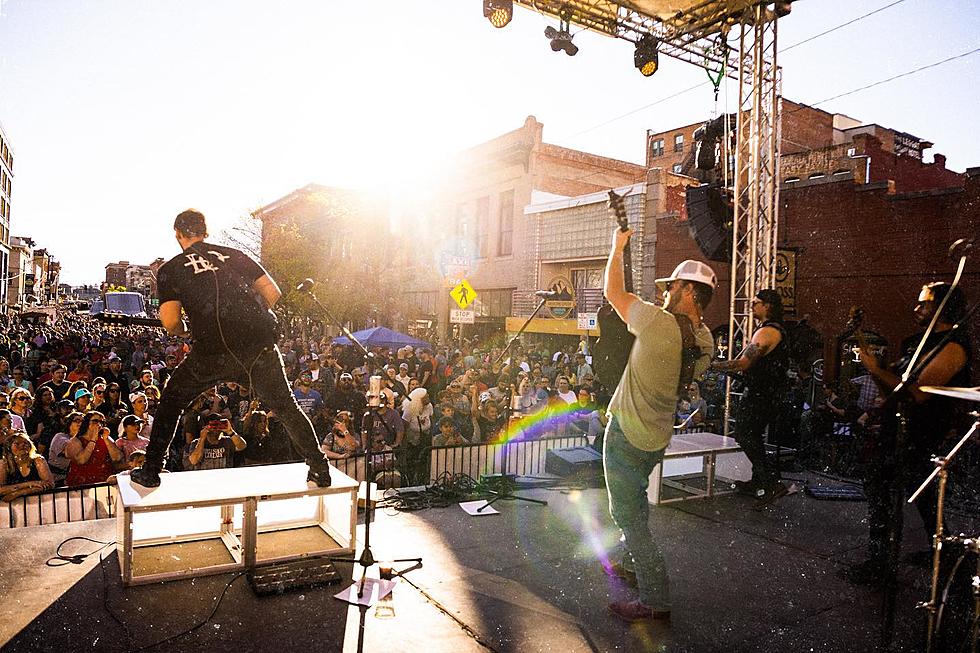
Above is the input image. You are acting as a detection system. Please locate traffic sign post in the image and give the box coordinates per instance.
[450,309,475,324]
[450,280,477,310]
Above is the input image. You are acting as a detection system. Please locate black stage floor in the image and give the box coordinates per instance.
[0,473,961,653]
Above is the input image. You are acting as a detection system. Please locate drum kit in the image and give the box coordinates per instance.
[914,384,980,653]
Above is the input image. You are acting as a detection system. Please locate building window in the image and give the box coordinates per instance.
[455,202,470,238]
[406,291,437,316]
[650,138,664,158]
[474,288,514,318]
[497,190,514,256]
[672,163,683,174]
[475,196,489,258]
[673,134,684,152]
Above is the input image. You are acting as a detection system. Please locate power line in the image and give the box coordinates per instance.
[567,2,911,140]
[782,0,907,52]
[801,46,980,109]
[569,81,708,138]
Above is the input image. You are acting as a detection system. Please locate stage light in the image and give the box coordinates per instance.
[634,35,659,77]
[544,25,578,56]
[774,1,793,17]
[483,0,513,28]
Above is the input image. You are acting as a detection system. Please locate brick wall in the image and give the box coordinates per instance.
[653,173,980,378]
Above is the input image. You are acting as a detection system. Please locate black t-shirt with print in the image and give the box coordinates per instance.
[156,242,278,350]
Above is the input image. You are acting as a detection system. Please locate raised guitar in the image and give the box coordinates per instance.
[592,189,635,389]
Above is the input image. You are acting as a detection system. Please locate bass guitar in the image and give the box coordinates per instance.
[592,189,635,389]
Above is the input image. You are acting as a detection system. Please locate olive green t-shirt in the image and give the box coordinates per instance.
[609,300,714,452]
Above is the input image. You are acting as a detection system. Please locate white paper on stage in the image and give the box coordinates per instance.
[334,577,396,607]
[459,500,499,516]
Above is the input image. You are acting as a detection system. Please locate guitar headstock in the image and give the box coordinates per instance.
[607,189,628,232]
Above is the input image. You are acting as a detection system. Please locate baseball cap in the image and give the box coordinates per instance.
[339,372,353,381]
[74,388,92,401]
[121,414,144,428]
[654,260,717,291]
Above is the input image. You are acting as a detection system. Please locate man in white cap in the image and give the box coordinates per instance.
[601,228,716,624]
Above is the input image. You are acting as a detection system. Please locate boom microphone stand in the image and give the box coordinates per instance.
[473,292,555,513]
[296,279,421,599]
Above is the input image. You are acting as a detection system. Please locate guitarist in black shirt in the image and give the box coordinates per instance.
[129,210,331,488]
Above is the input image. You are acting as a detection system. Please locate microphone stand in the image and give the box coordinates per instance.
[473,294,553,513]
[297,280,421,599]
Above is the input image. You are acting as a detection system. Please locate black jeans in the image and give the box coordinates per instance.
[734,388,783,487]
[143,344,325,472]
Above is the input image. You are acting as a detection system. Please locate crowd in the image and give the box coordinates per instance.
[0,311,620,498]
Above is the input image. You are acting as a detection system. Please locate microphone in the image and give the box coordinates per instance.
[367,375,382,408]
[534,290,558,299]
[296,278,315,293]
[949,238,974,259]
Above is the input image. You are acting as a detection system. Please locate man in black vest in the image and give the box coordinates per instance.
[129,209,331,488]
[711,289,792,508]
[847,282,973,587]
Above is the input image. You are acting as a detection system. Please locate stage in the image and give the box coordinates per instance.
[0,473,942,652]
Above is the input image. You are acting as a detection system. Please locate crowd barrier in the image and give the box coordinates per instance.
[1,482,118,529]
[0,430,708,529]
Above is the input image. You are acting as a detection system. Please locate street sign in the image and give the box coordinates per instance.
[450,279,477,310]
[450,309,475,324]
[577,312,598,330]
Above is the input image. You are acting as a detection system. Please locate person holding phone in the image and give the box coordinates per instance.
[183,413,246,471]
[64,412,124,486]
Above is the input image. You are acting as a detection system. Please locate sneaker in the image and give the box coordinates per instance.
[608,600,671,623]
[604,561,637,588]
[752,481,791,510]
[307,467,332,488]
[129,466,161,488]
[732,479,762,497]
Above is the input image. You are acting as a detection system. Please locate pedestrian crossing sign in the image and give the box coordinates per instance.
[450,280,477,310]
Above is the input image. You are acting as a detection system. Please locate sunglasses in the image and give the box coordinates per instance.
[90,418,105,424]
[16,397,30,402]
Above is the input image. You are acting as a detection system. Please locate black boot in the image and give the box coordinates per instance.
[130,465,162,488]
[307,464,332,488]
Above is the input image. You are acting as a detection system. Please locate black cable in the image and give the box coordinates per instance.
[47,535,244,653]
[45,535,115,567]
[127,572,244,653]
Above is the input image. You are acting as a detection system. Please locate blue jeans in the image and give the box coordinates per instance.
[603,415,671,611]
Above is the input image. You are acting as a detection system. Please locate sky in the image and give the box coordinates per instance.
[0,0,977,285]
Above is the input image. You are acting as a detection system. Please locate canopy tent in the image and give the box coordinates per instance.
[332,326,431,351]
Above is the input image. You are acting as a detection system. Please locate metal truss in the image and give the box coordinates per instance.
[512,1,782,434]
[723,5,780,435]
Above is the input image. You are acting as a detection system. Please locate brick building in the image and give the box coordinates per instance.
[105,261,129,288]
[655,165,980,371]
[645,100,941,179]
[407,116,647,341]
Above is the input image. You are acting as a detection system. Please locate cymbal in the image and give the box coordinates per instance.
[920,385,980,402]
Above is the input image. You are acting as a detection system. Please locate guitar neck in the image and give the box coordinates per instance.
[622,234,634,294]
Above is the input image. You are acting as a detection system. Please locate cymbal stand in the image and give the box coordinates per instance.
[909,417,979,653]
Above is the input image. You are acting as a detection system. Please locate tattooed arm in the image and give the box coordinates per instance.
[711,326,782,373]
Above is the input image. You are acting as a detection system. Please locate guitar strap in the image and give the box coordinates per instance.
[673,314,701,400]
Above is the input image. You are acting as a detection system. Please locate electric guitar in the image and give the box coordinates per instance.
[592,189,636,389]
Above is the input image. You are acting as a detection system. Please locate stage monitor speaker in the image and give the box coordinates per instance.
[685,184,732,262]
[545,446,603,483]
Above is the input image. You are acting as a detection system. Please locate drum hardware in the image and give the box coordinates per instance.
[909,415,979,653]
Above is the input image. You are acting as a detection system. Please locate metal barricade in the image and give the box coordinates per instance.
[1,482,118,529]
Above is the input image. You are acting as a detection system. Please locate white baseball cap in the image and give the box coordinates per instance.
[654,260,717,291]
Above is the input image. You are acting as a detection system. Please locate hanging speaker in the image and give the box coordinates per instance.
[685,184,732,262]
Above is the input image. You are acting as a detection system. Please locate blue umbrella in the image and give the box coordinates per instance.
[332,326,432,351]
